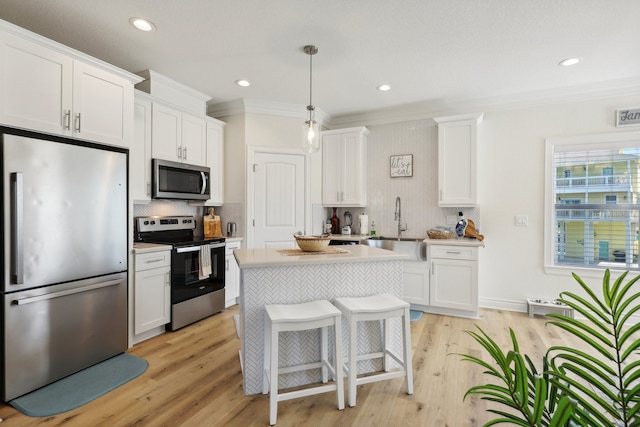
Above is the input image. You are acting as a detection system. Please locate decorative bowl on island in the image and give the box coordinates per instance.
[293,234,332,252]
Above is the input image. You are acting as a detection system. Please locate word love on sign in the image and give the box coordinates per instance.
[616,108,640,127]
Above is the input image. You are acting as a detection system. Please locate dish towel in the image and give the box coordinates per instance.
[199,244,212,280]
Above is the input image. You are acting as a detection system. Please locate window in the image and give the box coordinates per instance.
[545,131,640,274]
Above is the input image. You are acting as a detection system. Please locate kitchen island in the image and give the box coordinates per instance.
[234,245,407,395]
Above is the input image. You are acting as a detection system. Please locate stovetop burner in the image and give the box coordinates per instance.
[135,216,225,247]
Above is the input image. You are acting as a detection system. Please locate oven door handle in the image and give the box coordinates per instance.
[175,242,225,253]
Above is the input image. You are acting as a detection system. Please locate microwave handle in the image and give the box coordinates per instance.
[200,172,207,195]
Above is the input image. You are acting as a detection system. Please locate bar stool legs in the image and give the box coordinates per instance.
[263,300,344,425]
[334,294,413,407]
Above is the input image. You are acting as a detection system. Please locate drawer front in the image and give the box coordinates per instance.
[135,250,171,271]
[430,245,477,261]
[225,241,241,256]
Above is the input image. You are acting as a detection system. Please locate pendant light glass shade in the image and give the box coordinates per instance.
[303,118,320,154]
[302,45,320,154]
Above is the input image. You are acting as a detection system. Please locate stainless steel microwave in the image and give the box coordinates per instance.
[152,159,210,200]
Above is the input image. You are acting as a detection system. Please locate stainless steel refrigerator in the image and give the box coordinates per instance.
[1,127,128,401]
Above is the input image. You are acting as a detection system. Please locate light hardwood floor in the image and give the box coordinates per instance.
[0,306,586,427]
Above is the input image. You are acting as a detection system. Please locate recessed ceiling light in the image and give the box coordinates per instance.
[129,18,156,32]
[235,79,251,87]
[377,84,391,91]
[559,57,581,67]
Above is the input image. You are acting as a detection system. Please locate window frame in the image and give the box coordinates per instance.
[544,130,640,278]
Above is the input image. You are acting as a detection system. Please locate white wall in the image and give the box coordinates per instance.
[477,93,640,311]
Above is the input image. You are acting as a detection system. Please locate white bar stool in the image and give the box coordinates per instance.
[263,300,345,425]
[334,293,413,407]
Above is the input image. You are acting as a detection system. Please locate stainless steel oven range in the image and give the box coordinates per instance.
[135,216,225,331]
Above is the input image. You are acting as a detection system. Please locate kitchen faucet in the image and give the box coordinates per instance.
[395,196,407,239]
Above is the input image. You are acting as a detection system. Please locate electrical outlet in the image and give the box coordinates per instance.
[446,215,457,225]
[515,215,528,226]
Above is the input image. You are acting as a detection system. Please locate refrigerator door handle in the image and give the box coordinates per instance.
[10,172,24,284]
[13,278,125,306]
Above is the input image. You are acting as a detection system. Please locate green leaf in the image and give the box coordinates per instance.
[548,396,576,427]
[611,270,640,311]
[485,409,532,426]
[570,272,611,314]
[619,323,640,352]
[531,374,547,423]
[546,322,615,361]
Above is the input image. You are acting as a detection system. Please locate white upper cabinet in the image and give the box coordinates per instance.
[131,93,153,202]
[322,126,369,207]
[0,28,137,148]
[205,119,225,205]
[434,113,483,207]
[151,103,207,166]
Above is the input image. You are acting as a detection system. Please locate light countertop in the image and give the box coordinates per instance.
[132,242,172,254]
[234,245,407,269]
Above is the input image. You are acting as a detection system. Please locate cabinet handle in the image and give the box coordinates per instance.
[144,258,164,264]
[183,147,187,160]
[446,251,462,255]
[75,112,81,132]
[64,110,71,130]
[226,259,229,271]
[177,146,182,160]
[147,183,150,196]
[165,272,170,286]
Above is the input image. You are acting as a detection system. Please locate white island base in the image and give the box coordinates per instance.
[234,246,406,395]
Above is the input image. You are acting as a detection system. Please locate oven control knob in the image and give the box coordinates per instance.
[143,220,149,225]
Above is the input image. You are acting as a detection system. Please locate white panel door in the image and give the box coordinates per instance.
[253,152,305,249]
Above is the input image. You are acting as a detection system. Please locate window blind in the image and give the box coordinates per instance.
[553,147,640,269]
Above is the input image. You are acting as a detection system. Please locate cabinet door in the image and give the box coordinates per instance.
[435,114,482,207]
[430,258,477,311]
[403,260,429,305]
[225,241,241,307]
[132,96,152,201]
[72,61,133,148]
[151,103,181,161]
[341,133,366,206]
[322,133,342,205]
[181,113,206,166]
[0,33,73,135]
[206,120,224,205]
[134,266,170,334]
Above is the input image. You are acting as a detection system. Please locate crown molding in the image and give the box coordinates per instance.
[207,98,330,124]
[328,76,640,128]
[206,77,640,129]
[0,18,143,83]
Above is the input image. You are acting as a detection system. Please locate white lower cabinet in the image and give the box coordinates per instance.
[134,250,171,335]
[429,244,478,317]
[402,260,430,306]
[225,240,241,307]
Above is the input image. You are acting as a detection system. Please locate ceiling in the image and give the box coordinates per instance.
[1,0,639,121]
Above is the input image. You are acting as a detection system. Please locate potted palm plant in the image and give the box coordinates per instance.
[458,269,640,426]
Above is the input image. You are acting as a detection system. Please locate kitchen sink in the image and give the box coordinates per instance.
[361,236,427,261]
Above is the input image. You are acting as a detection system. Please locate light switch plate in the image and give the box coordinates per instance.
[515,215,528,226]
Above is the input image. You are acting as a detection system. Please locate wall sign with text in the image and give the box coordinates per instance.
[617,108,640,127]
[390,154,413,177]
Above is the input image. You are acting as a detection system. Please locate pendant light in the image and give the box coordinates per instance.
[302,45,320,154]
